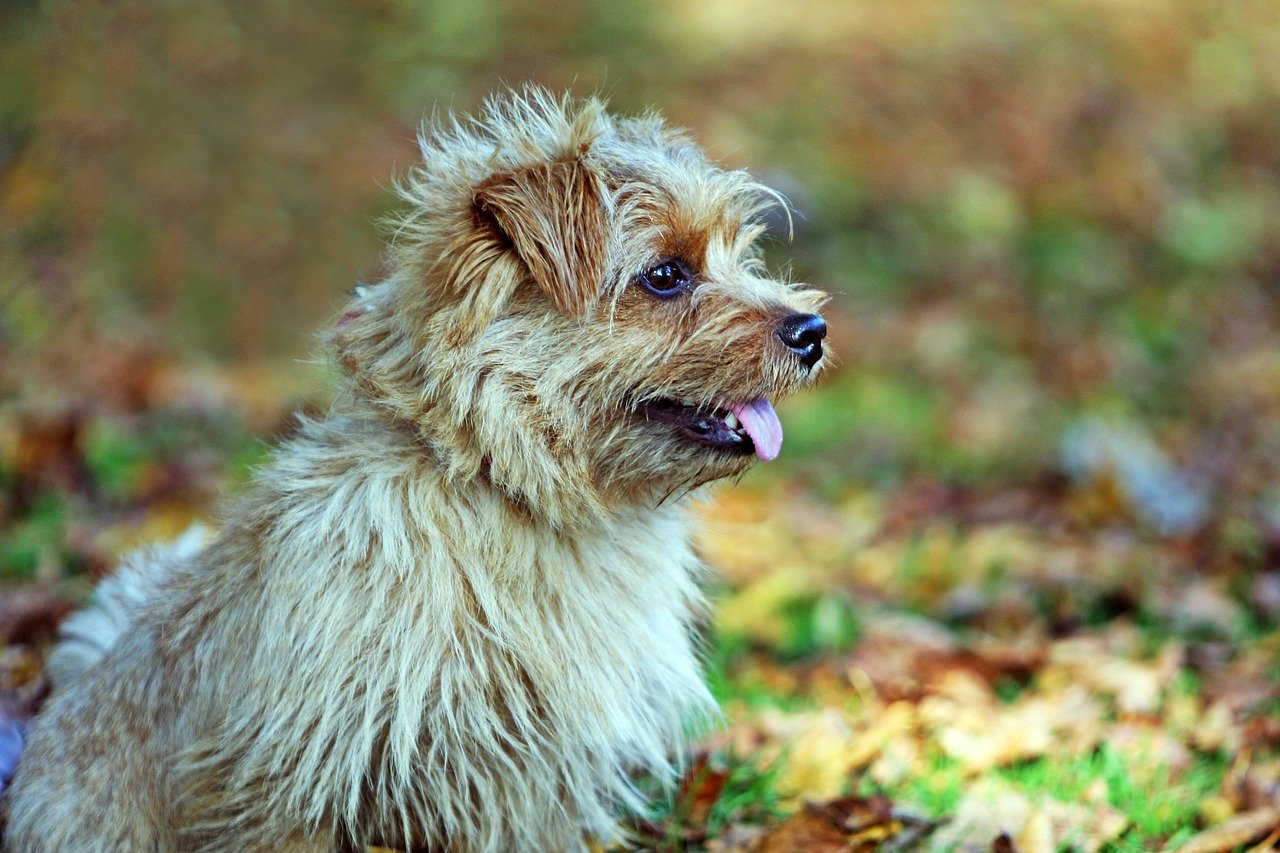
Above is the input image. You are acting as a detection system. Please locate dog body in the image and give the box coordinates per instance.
[5,89,825,851]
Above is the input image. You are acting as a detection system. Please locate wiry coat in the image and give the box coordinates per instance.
[4,89,824,851]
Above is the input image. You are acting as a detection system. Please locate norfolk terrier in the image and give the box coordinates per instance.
[4,88,827,851]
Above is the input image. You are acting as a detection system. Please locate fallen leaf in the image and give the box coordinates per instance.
[672,753,732,840]
[756,794,935,853]
[1190,701,1241,754]
[929,780,1126,853]
[0,590,74,646]
[755,803,849,853]
[763,708,861,803]
[1246,828,1280,853]
[1167,807,1280,853]
[705,822,768,852]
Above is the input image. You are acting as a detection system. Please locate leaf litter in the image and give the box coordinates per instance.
[667,476,1280,851]
[3,357,1280,852]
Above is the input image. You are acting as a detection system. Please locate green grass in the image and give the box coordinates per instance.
[856,744,1227,850]
[695,756,788,839]
[82,419,152,500]
[1026,747,1223,849]
[705,639,816,713]
[635,752,788,850]
[868,754,969,817]
[709,578,862,668]
[0,491,68,577]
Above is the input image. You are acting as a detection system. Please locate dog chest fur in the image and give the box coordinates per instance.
[13,411,715,851]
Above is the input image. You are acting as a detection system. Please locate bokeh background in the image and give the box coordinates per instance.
[5,1,1280,848]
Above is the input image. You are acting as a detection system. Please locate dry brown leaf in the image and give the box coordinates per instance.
[866,728,923,789]
[0,646,42,696]
[761,708,861,803]
[0,590,74,646]
[1220,761,1280,813]
[929,780,1126,853]
[672,753,732,838]
[1246,828,1280,853]
[848,613,1045,704]
[1048,637,1181,715]
[1167,807,1280,853]
[922,687,1103,773]
[705,822,768,852]
[11,409,91,501]
[1190,701,1242,754]
[755,804,850,853]
[846,700,917,771]
[756,794,932,853]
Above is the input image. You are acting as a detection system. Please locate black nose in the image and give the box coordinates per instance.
[776,313,827,369]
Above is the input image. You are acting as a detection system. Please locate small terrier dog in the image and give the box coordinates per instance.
[4,88,827,851]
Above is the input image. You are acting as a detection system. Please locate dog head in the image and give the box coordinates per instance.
[333,88,828,524]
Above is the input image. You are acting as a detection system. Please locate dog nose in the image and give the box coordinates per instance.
[776,313,827,369]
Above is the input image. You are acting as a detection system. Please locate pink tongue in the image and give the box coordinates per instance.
[729,398,784,461]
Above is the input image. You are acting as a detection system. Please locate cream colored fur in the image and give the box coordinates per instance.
[4,88,824,852]
[42,526,210,691]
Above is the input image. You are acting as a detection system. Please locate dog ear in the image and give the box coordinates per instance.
[473,157,607,315]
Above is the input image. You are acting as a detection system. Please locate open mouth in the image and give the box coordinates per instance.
[638,397,784,461]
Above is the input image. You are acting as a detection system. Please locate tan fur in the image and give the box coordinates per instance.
[3,88,826,852]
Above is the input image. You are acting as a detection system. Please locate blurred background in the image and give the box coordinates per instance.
[5,0,1280,847]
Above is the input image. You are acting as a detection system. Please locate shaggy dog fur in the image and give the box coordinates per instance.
[3,88,827,852]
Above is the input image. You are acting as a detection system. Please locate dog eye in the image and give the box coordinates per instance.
[637,259,692,298]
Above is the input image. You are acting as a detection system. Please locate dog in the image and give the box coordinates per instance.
[3,87,827,851]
